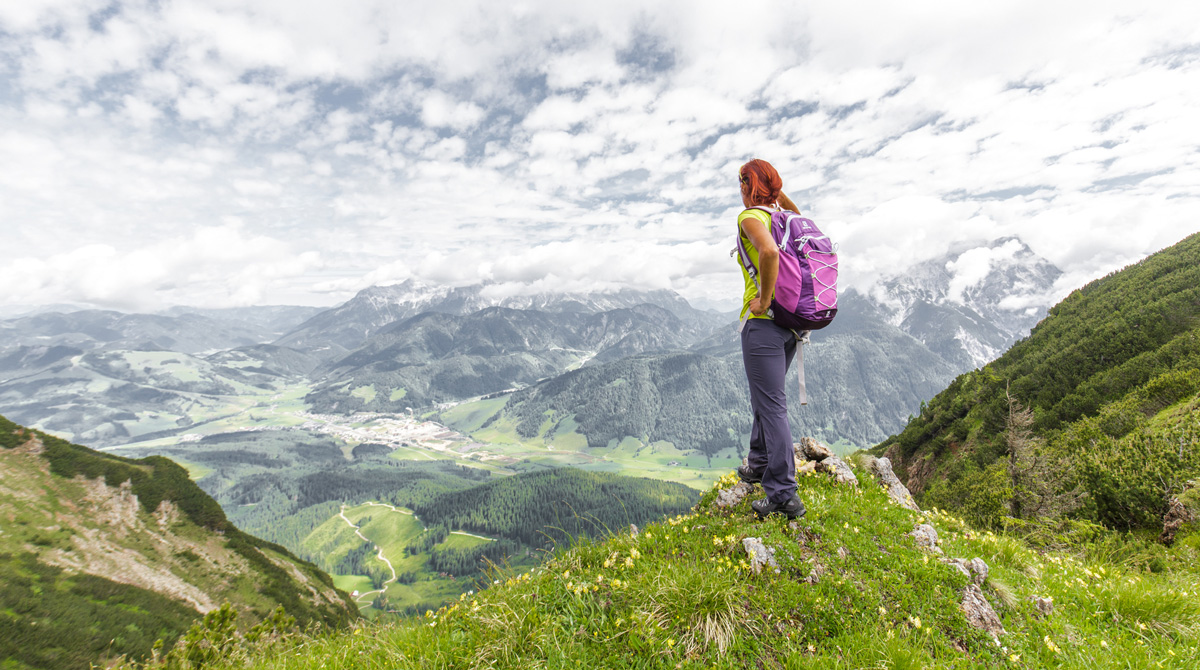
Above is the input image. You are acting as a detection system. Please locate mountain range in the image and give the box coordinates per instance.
[0,237,1062,452]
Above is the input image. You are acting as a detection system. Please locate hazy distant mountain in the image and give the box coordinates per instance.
[0,344,311,447]
[275,281,723,356]
[865,237,1061,368]
[305,303,707,412]
[162,305,324,339]
[0,309,294,355]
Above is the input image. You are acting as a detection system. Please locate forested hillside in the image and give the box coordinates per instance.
[411,468,700,546]
[473,291,959,454]
[874,232,1200,530]
[0,415,357,670]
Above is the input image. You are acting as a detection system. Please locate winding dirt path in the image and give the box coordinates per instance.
[337,504,398,602]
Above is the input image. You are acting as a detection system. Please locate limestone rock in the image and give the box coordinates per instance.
[1030,596,1054,617]
[805,560,826,584]
[742,537,780,575]
[816,455,858,486]
[629,524,639,538]
[909,523,943,555]
[715,481,754,508]
[961,584,1005,638]
[797,460,817,475]
[860,455,921,511]
[794,437,835,462]
[943,557,989,585]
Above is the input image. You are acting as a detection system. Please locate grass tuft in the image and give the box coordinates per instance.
[1094,579,1200,636]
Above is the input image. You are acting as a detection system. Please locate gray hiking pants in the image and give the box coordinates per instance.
[741,319,798,504]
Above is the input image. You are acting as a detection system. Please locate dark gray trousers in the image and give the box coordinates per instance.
[741,319,797,503]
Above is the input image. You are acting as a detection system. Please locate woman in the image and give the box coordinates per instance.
[735,158,806,520]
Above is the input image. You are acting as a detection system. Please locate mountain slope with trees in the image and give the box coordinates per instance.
[872,232,1200,531]
[0,415,357,670]
[465,292,960,453]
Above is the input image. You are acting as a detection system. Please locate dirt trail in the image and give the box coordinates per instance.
[337,505,397,602]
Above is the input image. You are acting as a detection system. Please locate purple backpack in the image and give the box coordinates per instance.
[734,207,839,331]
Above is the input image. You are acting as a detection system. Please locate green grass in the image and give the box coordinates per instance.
[434,532,493,551]
[301,511,372,569]
[440,396,509,434]
[353,505,426,573]
[331,575,374,596]
[350,385,377,404]
[129,463,1200,669]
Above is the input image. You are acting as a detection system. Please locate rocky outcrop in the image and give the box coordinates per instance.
[742,537,780,575]
[795,437,835,461]
[792,441,859,487]
[859,455,921,511]
[1160,486,1196,546]
[715,481,754,508]
[961,583,1005,638]
[943,557,989,586]
[816,456,858,486]
[909,523,943,555]
[792,439,859,486]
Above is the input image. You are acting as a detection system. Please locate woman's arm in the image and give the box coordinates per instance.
[741,217,779,316]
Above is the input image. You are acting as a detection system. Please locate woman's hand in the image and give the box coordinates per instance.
[749,295,770,316]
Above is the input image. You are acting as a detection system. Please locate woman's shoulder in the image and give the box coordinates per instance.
[738,207,773,225]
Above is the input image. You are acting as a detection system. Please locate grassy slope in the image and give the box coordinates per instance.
[142,464,1200,670]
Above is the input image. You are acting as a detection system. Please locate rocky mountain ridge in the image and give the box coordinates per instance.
[0,415,357,669]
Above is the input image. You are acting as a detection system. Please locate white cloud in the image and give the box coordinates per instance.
[2,225,322,311]
[945,239,1024,305]
[1,1,1199,312]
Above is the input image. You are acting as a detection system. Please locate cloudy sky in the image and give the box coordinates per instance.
[2,1,1198,313]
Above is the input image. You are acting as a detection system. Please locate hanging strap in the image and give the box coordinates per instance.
[794,330,811,405]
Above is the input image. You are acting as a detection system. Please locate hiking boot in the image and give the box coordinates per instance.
[751,494,807,520]
[737,464,764,484]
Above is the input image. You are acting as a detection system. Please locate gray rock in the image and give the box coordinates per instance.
[805,560,826,584]
[836,546,848,560]
[1030,596,1054,617]
[816,455,858,486]
[715,481,754,508]
[742,537,780,575]
[860,455,921,511]
[944,558,971,579]
[797,459,818,475]
[909,523,943,555]
[943,557,989,585]
[794,437,835,462]
[961,583,1005,638]
[629,524,639,538]
[968,558,989,585]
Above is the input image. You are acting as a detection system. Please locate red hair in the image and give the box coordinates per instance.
[739,158,782,207]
